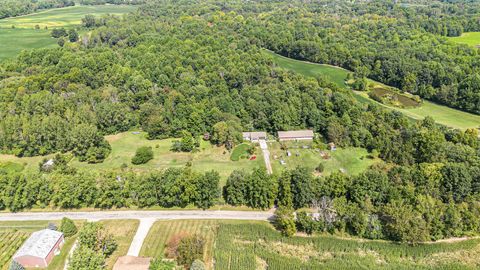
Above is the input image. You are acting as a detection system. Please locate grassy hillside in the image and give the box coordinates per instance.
[0,5,136,60]
[267,51,480,130]
[448,32,480,47]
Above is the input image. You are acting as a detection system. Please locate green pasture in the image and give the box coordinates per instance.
[267,51,480,130]
[268,141,379,176]
[0,5,136,29]
[70,131,264,180]
[448,32,480,47]
[0,5,136,60]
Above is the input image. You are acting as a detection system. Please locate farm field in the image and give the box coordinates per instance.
[267,51,480,130]
[140,219,218,268]
[0,5,136,60]
[70,132,264,180]
[268,141,379,176]
[448,32,480,47]
[215,222,480,270]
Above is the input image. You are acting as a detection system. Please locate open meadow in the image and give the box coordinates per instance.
[0,5,136,60]
[267,51,480,130]
[448,32,480,47]
[70,131,264,180]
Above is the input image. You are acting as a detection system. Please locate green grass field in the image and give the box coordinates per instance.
[70,132,264,180]
[267,51,480,130]
[268,141,379,176]
[100,219,139,269]
[448,32,480,47]
[0,5,136,60]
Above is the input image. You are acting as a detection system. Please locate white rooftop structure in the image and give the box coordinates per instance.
[13,229,63,259]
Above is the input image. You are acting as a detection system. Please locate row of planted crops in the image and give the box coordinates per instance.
[0,231,29,269]
[213,222,480,270]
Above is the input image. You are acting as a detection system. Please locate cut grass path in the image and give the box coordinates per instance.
[267,51,480,130]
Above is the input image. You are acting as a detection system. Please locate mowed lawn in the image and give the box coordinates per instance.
[0,5,136,60]
[268,141,379,176]
[267,50,480,130]
[448,32,480,47]
[70,132,264,180]
[100,219,139,270]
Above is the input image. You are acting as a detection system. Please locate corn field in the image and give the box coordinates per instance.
[0,232,29,270]
[213,222,480,270]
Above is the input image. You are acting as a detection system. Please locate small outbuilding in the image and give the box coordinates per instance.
[13,229,64,268]
[113,256,152,270]
[243,131,267,142]
[278,130,314,141]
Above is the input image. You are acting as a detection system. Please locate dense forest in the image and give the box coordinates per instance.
[0,0,74,19]
[0,0,479,244]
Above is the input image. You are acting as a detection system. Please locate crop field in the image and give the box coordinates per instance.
[214,222,480,270]
[140,219,218,268]
[268,141,379,176]
[70,132,264,180]
[0,231,29,270]
[448,32,480,47]
[267,51,480,130]
[0,5,136,60]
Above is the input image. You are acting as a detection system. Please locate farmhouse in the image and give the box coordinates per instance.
[278,130,314,141]
[243,131,267,142]
[113,256,152,270]
[13,229,64,268]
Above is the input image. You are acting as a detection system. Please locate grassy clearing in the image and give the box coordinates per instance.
[230,143,252,161]
[140,219,218,269]
[0,153,53,173]
[267,51,480,130]
[448,32,480,47]
[0,5,136,60]
[268,141,379,176]
[100,219,139,270]
[70,132,264,180]
[214,222,480,270]
[0,5,136,29]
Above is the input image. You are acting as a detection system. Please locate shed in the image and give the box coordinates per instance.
[242,131,267,142]
[13,229,64,268]
[278,130,314,141]
[113,256,152,270]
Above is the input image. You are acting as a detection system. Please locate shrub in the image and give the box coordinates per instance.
[316,163,325,173]
[190,259,206,270]
[132,146,154,165]
[60,217,77,237]
[177,234,205,266]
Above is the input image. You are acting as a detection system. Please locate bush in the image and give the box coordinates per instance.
[316,163,325,173]
[60,217,77,237]
[190,259,206,270]
[132,146,154,165]
[177,234,205,266]
[274,207,296,237]
[149,256,176,270]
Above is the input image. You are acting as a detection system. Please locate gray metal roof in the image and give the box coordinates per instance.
[242,131,267,139]
[14,229,63,259]
[278,130,314,138]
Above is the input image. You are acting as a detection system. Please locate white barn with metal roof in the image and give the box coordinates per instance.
[13,229,64,268]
